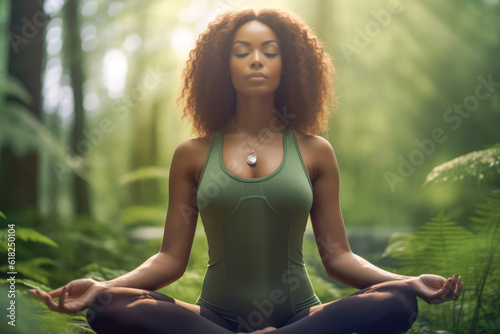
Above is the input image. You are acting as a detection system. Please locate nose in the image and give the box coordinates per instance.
[250,51,263,68]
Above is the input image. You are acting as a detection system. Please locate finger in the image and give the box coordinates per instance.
[27,289,38,298]
[36,290,60,312]
[433,278,452,303]
[48,285,67,298]
[453,276,463,300]
[58,286,67,311]
[443,274,458,300]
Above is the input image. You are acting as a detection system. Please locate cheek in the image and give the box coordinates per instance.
[271,58,282,75]
[270,60,283,83]
[229,59,245,73]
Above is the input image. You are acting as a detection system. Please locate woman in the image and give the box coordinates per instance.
[29,7,463,334]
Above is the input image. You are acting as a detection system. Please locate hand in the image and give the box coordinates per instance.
[404,273,463,304]
[27,278,109,313]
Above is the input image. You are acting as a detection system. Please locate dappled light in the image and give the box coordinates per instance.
[0,1,499,333]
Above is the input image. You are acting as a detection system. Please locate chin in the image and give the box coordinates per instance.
[238,89,277,97]
[236,85,280,97]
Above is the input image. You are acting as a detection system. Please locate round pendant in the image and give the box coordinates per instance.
[247,154,257,165]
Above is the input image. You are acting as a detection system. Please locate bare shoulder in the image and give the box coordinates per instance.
[293,129,337,183]
[173,133,215,185]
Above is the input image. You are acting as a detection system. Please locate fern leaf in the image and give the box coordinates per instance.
[2,278,53,292]
[119,166,170,186]
[383,212,476,277]
[0,227,59,248]
[0,257,59,284]
[423,146,500,186]
[0,104,91,183]
[470,191,500,244]
[0,74,32,105]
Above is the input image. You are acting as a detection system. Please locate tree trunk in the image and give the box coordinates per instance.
[64,0,92,216]
[0,0,46,213]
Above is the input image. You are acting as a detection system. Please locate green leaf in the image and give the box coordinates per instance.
[119,166,170,186]
[0,103,90,183]
[423,146,500,187]
[0,211,6,220]
[0,74,32,105]
[9,227,58,247]
[382,212,476,277]
[0,257,59,284]
[1,278,53,292]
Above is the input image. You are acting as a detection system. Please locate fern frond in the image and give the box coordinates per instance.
[423,146,500,187]
[0,257,59,284]
[0,103,91,183]
[2,278,53,292]
[0,74,32,105]
[15,227,58,247]
[470,191,500,244]
[0,227,59,253]
[383,212,476,277]
[119,166,170,186]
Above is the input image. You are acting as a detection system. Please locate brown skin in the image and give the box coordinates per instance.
[28,19,463,333]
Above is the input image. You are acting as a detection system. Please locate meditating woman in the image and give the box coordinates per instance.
[29,7,463,334]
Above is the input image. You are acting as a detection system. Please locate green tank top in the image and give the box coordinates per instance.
[195,124,321,331]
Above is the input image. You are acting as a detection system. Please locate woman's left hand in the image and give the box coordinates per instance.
[404,273,463,304]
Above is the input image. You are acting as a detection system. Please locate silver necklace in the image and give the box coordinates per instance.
[231,119,274,166]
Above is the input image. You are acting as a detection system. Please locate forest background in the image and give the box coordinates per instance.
[0,0,499,333]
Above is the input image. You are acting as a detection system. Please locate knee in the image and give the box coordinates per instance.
[384,281,419,327]
[86,288,121,331]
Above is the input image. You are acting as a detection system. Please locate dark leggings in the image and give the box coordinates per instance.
[86,280,418,334]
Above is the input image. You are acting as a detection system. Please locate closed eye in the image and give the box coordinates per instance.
[235,53,279,58]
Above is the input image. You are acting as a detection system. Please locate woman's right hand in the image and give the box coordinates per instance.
[27,278,109,313]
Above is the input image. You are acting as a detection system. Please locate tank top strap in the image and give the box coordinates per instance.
[286,125,313,191]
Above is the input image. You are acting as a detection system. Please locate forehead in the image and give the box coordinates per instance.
[232,20,279,45]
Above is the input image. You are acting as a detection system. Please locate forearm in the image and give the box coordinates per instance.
[102,251,184,291]
[327,251,414,289]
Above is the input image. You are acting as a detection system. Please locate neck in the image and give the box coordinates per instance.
[229,92,284,137]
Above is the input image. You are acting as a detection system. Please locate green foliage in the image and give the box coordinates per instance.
[119,205,167,226]
[423,145,500,187]
[383,143,500,333]
[0,226,58,251]
[0,258,59,285]
[0,74,32,105]
[0,283,72,334]
[119,166,170,186]
[0,75,88,182]
[0,212,61,285]
[382,212,476,278]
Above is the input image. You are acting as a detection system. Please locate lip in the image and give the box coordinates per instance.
[246,72,268,79]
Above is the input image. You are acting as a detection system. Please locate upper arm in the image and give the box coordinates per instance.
[309,136,352,275]
[159,138,200,276]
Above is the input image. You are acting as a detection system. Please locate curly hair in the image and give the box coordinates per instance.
[176,6,336,137]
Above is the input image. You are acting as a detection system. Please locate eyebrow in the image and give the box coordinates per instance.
[233,40,279,47]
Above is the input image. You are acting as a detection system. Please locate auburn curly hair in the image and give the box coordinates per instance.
[176,6,336,137]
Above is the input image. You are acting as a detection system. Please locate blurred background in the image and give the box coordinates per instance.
[0,0,499,333]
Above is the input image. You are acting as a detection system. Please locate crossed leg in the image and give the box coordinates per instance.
[272,280,419,334]
[86,280,418,334]
[86,287,240,334]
